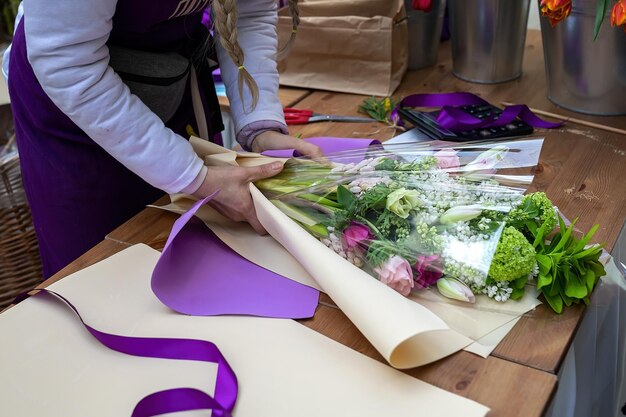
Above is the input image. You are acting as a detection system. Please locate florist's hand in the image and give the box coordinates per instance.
[251,130,324,160]
[193,162,284,235]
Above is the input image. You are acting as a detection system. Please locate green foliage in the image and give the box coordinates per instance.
[533,216,606,314]
[593,0,610,41]
[1,0,19,39]
[365,239,415,268]
[374,158,398,172]
[356,183,391,214]
[376,210,410,240]
[506,192,557,240]
[336,185,358,211]
[358,96,395,124]
[488,227,537,282]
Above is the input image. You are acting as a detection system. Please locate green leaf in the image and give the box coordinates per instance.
[588,260,607,279]
[533,227,546,248]
[536,254,552,276]
[299,193,341,208]
[553,222,574,252]
[571,245,602,260]
[510,287,526,300]
[548,277,561,297]
[560,288,573,307]
[543,291,563,314]
[593,0,609,41]
[299,221,329,238]
[564,272,588,299]
[584,269,596,292]
[537,273,552,290]
[572,224,599,253]
[271,200,320,227]
[336,185,357,211]
[513,276,528,290]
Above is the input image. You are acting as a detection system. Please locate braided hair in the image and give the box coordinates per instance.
[211,0,300,112]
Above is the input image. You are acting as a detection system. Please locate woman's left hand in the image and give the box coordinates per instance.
[251,131,324,159]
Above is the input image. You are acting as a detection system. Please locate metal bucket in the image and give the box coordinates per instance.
[448,0,531,83]
[405,0,447,69]
[539,0,626,116]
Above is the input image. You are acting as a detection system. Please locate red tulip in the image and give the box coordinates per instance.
[611,0,626,32]
[540,0,572,27]
[412,0,433,12]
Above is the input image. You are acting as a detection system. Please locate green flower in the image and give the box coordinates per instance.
[489,226,536,282]
[386,188,421,219]
[506,192,557,239]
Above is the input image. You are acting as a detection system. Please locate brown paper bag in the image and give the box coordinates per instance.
[277,0,408,96]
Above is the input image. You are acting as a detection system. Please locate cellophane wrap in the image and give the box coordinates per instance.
[256,139,546,310]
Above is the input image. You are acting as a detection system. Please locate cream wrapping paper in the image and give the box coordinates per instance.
[158,138,541,368]
[0,245,489,417]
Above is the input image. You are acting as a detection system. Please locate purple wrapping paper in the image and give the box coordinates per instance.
[152,196,319,318]
[152,137,380,319]
[262,136,381,162]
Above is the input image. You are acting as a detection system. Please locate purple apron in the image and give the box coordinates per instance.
[9,1,221,278]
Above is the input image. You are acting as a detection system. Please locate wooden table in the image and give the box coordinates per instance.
[30,29,626,416]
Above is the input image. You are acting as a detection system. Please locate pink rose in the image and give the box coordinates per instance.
[414,254,443,288]
[374,256,414,296]
[434,149,460,170]
[412,0,433,12]
[342,222,371,251]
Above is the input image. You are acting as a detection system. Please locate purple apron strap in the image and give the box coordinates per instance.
[13,289,238,417]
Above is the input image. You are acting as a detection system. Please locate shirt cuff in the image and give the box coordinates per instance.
[180,165,208,195]
[236,120,289,151]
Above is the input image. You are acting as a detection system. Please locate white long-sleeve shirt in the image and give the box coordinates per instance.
[7,0,285,194]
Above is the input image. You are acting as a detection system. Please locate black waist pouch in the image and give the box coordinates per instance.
[108,45,191,123]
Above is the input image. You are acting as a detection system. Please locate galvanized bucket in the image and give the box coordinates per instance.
[448,0,531,83]
[404,0,447,70]
[539,0,626,116]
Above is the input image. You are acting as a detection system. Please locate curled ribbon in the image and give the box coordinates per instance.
[13,289,238,417]
[390,92,562,131]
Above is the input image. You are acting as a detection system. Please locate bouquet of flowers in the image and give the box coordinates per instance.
[256,139,606,313]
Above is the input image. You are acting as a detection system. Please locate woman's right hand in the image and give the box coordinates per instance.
[192,161,284,235]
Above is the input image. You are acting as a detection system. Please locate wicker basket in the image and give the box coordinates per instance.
[0,150,42,309]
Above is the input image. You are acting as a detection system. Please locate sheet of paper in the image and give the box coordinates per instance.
[464,318,521,357]
[0,245,489,417]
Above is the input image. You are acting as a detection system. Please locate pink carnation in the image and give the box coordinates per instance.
[414,254,443,288]
[374,256,414,296]
[342,222,371,251]
[434,149,460,170]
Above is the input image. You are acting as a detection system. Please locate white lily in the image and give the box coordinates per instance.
[437,278,476,303]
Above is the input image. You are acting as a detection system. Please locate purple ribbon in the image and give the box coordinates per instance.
[14,290,238,417]
[390,92,562,132]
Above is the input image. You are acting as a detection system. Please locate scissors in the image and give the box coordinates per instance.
[283,107,373,125]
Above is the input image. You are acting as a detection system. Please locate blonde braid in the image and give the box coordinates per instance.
[212,0,259,112]
[276,0,300,61]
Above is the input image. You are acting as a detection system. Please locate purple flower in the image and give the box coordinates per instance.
[342,222,371,251]
[414,254,443,288]
[374,256,415,296]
